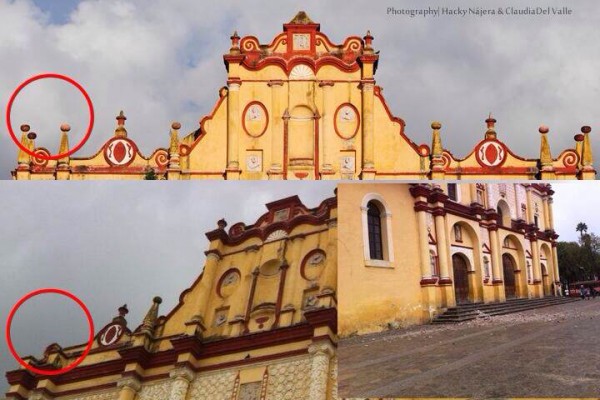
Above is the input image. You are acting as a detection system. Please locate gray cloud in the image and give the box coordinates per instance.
[1,0,598,178]
[0,181,335,391]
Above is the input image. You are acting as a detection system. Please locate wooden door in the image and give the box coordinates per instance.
[452,254,470,304]
[503,254,516,299]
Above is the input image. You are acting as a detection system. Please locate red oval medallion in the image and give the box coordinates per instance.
[113,142,126,163]
[105,325,117,343]
[485,144,498,164]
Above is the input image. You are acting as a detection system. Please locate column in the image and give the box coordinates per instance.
[226,81,241,179]
[552,243,560,284]
[329,355,338,400]
[168,367,195,400]
[542,197,550,230]
[361,81,375,176]
[525,187,533,224]
[268,80,284,176]
[434,210,450,283]
[530,238,542,297]
[417,209,432,281]
[319,81,334,174]
[547,197,555,230]
[308,343,334,400]
[489,226,505,301]
[489,228,502,284]
[117,377,141,400]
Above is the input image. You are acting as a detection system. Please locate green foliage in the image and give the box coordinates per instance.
[558,223,600,283]
[144,168,158,180]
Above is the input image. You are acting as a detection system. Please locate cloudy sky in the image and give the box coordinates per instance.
[0,181,335,391]
[1,0,598,178]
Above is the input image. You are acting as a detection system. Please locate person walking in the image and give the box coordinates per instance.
[580,284,586,300]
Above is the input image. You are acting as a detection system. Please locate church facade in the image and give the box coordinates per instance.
[11,12,595,180]
[5,195,338,400]
[338,183,560,336]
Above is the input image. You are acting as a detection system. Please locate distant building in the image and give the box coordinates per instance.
[5,195,338,400]
[338,183,560,335]
[11,12,594,180]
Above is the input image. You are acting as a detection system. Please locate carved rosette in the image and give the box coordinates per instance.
[308,343,335,400]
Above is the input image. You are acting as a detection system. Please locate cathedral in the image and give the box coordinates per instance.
[337,183,561,335]
[11,12,595,180]
[5,195,338,400]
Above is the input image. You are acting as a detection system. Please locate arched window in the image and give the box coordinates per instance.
[367,202,384,260]
[447,183,458,201]
[361,193,394,266]
[497,200,511,227]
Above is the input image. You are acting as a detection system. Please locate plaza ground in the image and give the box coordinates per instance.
[339,299,600,399]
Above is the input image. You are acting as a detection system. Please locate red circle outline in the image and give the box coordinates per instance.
[300,249,327,281]
[6,73,95,161]
[5,288,95,376]
[334,103,360,140]
[217,268,241,298]
[242,101,269,138]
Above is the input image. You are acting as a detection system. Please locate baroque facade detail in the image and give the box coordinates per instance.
[338,183,561,335]
[11,12,594,180]
[4,195,338,400]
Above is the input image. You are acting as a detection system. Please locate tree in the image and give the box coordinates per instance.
[576,222,588,241]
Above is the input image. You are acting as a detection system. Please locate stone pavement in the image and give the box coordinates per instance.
[339,299,600,399]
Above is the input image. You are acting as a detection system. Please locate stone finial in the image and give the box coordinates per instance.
[581,125,593,167]
[230,31,241,55]
[485,114,497,139]
[289,11,315,25]
[169,122,181,155]
[115,111,127,138]
[118,304,129,317]
[430,121,445,174]
[431,121,443,156]
[18,125,32,166]
[112,304,129,326]
[217,218,228,229]
[140,296,162,335]
[57,123,71,166]
[116,110,127,126]
[539,125,552,167]
[364,30,374,49]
